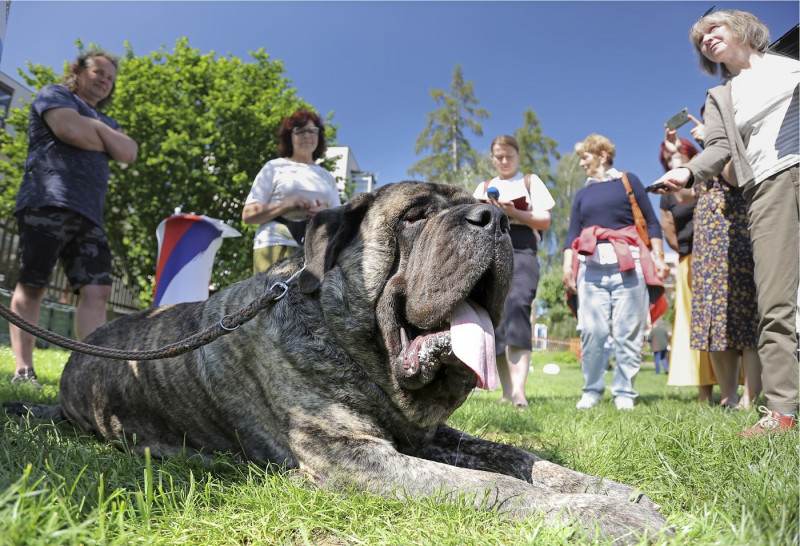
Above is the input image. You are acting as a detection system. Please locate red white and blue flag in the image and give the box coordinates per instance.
[153,214,241,307]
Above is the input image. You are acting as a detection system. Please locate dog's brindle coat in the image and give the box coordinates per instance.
[8,182,667,540]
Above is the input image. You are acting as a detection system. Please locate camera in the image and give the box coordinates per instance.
[666,108,690,131]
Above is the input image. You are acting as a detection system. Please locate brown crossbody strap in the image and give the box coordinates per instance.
[621,171,652,249]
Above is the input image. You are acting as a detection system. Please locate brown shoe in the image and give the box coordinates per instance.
[738,406,796,438]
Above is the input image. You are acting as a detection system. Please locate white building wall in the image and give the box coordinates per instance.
[325,145,375,196]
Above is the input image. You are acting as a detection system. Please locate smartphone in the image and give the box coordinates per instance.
[665,108,690,131]
[645,182,668,193]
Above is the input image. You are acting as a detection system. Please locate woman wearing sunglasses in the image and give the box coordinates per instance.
[243,109,340,272]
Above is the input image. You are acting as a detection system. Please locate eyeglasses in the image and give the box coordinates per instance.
[292,126,320,135]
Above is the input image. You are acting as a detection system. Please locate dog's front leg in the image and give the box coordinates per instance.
[408,424,662,512]
[292,428,667,542]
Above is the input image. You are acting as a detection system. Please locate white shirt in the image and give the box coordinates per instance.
[473,172,555,214]
[245,157,341,248]
[732,54,800,184]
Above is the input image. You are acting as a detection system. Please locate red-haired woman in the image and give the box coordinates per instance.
[658,133,714,403]
[242,109,340,272]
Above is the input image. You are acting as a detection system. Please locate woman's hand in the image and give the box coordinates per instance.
[654,256,669,280]
[562,249,577,295]
[688,115,705,145]
[488,198,514,214]
[305,199,327,217]
[649,239,669,281]
[283,194,315,216]
[651,167,693,193]
[493,200,551,230]
[663,128,682,154]
[562,267,577,295]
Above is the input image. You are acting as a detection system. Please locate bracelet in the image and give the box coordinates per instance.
[653,252,665,259]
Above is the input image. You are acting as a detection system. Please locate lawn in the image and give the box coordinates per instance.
[1,344,797,545]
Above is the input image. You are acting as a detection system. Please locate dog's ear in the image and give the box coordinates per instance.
[297,192,375,293]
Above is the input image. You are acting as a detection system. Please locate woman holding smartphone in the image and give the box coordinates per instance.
[652,9,799,436]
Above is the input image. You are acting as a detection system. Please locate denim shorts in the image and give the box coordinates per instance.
[16,206,112,293]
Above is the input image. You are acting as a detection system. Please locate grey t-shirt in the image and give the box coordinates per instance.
[15,84,121,228]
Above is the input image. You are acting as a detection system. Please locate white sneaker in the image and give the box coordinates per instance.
[614,397,634,411]
[576,393,601,409]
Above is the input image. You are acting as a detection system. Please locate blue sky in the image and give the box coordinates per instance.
[2,1,798,216]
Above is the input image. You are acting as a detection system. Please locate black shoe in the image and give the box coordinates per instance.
[11,368,42,391]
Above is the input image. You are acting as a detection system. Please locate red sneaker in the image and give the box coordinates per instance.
[738,406,797,438]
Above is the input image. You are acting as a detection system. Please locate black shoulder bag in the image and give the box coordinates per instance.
[274,216,308,245]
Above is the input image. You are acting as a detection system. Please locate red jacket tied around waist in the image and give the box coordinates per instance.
[568,225,668,322]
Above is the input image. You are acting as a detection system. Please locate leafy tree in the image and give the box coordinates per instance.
[534,268,577,339]
[409,64,489,189]
[531,152,585,338]
[514,108,560,184]
[0,38,336,306]
[512,108,561,266]
[540,152,585,272]
[0,63,59,212]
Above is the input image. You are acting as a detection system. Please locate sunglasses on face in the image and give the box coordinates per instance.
[292,126,320,135]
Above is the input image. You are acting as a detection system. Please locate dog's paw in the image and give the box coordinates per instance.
[548,495,671,544]
[2,402,63,421]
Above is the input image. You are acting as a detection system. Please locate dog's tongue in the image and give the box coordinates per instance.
[450,300,498,391]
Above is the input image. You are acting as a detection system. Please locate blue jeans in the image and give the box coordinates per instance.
[577,261,649,400]
[653,350,668,374]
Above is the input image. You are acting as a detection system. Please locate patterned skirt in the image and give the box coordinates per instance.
[690,178,758,351]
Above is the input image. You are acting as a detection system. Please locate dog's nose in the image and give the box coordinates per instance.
[466,203,510,234]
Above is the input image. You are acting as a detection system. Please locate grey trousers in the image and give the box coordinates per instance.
[745,164,799,415]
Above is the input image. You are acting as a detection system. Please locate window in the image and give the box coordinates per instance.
[0,81,12,130]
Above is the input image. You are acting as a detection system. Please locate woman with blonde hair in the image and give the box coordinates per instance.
[564,134,668,411]
[653,9,798,435]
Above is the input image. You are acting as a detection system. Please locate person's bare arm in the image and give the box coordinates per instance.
[649,238,669,280]
[660,210,679,253]
[502,204,551,230]
[43,107,106,151]
[94,122,137,164]
[43,107,137,163]
[562,248,576,295]
[241,194,314,225]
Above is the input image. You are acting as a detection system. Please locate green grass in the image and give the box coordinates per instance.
[1,345,797,545]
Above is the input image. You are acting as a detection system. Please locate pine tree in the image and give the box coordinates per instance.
[408,64,489,189]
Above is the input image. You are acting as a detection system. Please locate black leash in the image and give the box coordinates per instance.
[0,271,301,360]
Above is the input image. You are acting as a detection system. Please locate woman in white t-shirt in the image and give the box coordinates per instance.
[242,110,341,273]
[473,135,555,407]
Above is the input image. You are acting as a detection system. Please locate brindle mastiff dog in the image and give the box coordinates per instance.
[7,182,667,541]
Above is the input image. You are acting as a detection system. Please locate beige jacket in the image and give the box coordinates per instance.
[685,80,755,189]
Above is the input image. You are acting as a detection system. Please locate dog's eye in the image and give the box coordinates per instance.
[402,207,428,226]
